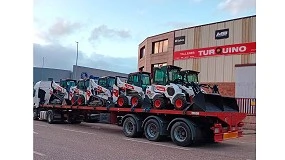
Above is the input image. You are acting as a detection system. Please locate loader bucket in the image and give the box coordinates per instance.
[190,92,239,112]
[142,96,152,109]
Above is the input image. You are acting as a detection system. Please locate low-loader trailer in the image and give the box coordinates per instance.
[33,103,246,147]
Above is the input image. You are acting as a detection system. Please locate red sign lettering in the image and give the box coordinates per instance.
[173,42,256,60]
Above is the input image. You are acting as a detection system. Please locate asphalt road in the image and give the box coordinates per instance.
[34,120,256,160]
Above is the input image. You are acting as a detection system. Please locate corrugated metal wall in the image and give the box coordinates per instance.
[33,66,128,85]
[174,16,256,83]
[72,66,128,80]
[33,67,72,84]
[235,66,256,98]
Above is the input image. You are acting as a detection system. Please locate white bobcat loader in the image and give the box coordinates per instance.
[70,78,113,106]
[112,73,151,109]
[145,65,187,110]
[175,69,239,112]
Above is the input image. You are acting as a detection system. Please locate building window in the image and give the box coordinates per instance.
[151,63,167,74]
[139,66,144,72]
[140,46,145,59]
[152,39,168,54]
[153,63,167,68]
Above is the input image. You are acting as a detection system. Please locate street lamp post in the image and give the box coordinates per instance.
[41,57,45,80]
[75,41,79,79]
[76,41,79,66]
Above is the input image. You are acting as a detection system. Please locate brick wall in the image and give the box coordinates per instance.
[201,82,235,97]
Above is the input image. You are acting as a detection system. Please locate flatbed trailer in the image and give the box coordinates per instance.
[33,104,247,147]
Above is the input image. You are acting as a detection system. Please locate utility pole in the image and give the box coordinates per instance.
[41,57,45,80]
[76,41,79,66]
[75,41,79,79]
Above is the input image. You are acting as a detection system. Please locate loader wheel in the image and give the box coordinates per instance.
[171,121,193,147]
[123,117,140,137]
[130,94,143,108]
[77,95,85,106]
[173,96,187,110]
[117,95,128,107]
[71,95,77,105]
[153,96,165,109]
[144,119,161,141]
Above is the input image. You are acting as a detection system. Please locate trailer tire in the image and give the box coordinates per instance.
[123,117,139,137]
[153,96,165,109]
[47,111,55,124]
[144,119,161,141]
[117,95,128,108]
[33,109,39,120]
[170,121,193,146]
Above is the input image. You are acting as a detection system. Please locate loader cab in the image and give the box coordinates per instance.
[59,79,77,92]
[98,76,116,91]
[153,65,182,85]
[127,72,151,91]
[179,70,199,83]
[77,79,89,91]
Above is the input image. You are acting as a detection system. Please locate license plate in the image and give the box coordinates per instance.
[223,131,238,139]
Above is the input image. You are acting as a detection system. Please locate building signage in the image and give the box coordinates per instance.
[174,36,185,45]
[80,72,99,80]
[215,28,229,39]
[173,42,256,60]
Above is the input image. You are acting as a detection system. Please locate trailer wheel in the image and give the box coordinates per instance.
[117,95,128,107]
[130,94,143,108]
[170,121,193,146]
[47,111,54,124]
[153,96,165,109]
[33,109,39,120]
[144,119,161,141]
[173,96,187,110]
[123,117,139,137]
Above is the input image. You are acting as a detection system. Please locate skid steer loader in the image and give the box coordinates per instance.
[112,72,151,109]
[70,77,113,106]
[59,78,77,104]
[179,70,219,94]
[177,69,239,112]
[145,65,188,110]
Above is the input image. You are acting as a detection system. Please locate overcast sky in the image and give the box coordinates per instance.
[33,0,256,73]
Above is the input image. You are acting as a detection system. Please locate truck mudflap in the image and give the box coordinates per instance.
[190,92,239,112]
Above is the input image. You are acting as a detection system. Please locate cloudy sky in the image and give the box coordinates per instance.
[33,0,256,73]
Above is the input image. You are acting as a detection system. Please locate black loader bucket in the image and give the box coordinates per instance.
[190,92,239,112]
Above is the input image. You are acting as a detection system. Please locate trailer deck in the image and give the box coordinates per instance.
[35,104,247,146]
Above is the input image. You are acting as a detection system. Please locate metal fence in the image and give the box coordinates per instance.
[236,98,256,115]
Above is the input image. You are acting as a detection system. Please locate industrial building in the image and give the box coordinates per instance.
[138,15,256,98]
[33,65,128,85]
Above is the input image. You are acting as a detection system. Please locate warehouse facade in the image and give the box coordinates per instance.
[138,15,256,97]
[33,65,128,85]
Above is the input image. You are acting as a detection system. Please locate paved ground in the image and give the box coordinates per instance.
[34,120,256,160]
